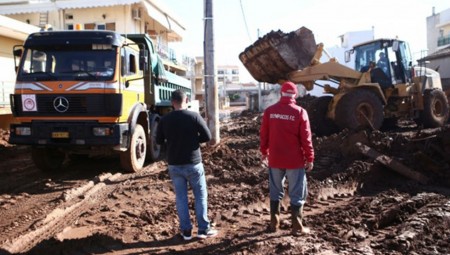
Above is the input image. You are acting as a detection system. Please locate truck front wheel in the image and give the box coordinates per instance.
[32,147,65,172]
[120,124,147,172]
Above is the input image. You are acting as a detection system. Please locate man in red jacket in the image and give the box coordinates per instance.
[260,81,314,235]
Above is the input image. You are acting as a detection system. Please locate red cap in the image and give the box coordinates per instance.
[281,81,298,96]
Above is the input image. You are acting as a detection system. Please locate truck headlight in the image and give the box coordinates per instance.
[93,127,112,136]
[15,127,31,136]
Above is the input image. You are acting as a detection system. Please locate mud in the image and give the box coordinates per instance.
[0,109,449,255]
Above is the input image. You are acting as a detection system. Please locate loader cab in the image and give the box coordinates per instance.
[351,39,412,89]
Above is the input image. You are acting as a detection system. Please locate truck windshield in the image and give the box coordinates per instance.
[17,47,116,81]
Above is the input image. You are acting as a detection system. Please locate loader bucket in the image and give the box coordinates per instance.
[238,26,316,84]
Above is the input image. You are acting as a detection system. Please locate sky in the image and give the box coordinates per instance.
[163,0,449,83]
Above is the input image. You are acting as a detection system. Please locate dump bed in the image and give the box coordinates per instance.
[238,26,317,84]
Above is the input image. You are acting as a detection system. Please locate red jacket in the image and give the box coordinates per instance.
[260,97,314,169]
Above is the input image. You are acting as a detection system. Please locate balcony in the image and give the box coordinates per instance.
[437,35,450,47]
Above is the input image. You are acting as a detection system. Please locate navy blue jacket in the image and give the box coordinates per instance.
[156,110,211,165]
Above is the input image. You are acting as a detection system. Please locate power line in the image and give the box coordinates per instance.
[239,0,252,42]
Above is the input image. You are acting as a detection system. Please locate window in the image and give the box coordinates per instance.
[129,54,136,74]
[97,24,106,30]
[121,48,138,76]
[105,23,116,31]
[84,23,95,30]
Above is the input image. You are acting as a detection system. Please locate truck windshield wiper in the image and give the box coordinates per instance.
[60,70,98,80]
[30,71,58,81]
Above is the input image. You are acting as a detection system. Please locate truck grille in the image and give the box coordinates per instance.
[11,94,122,117]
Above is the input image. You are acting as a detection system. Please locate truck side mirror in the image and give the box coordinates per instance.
[13,49,23,57]
[13,48,23,73]
[139,49,148,71]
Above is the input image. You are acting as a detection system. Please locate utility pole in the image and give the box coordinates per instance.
[204,0,220,144]
[257,28,262,112]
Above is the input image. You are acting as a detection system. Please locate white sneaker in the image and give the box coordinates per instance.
[180,230,192,241]
[197,228,218,239]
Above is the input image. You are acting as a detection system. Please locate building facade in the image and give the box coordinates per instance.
[0,14,39,125]
[424,7,450,87]
[0,0,194,86]
[426,7,450,54]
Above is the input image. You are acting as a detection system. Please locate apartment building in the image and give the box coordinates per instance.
[0,0,193,80]
[424,7,450,86]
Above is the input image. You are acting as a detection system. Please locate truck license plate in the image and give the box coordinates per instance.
[52,132,69,138]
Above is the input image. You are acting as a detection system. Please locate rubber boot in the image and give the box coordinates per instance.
[268,200,280,232]
[291,204,310,235]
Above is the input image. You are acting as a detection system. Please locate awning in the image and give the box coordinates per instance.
[142,0,185,42]
[0,15,40,40]
[56,0,140,10]
[0,0,185,41]
[0,1,56,15]
[0,0,141,15]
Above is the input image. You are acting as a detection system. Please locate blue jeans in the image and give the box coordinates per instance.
[168,163,210,232]
[269,168,307,206]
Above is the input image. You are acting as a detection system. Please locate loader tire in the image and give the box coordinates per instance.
[32,147,65,172]
[120,124,147,172]
[335,89,384,131]
[420,89,449,128]
[307,96,339,136]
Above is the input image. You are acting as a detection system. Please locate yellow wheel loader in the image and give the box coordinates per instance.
[239,27,449,136]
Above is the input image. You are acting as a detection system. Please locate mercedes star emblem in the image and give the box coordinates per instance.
[53,96,69,113]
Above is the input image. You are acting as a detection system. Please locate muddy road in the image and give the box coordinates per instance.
[0,113,449,255]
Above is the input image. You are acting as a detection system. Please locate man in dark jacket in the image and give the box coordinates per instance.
[260,81,314,235]
[156,89,218,240]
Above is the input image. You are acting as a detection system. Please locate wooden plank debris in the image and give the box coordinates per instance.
[356,142,429,184]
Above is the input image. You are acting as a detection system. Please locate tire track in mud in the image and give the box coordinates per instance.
[0,155,118,249]
[0,173,121,253]
[0,159,162,254]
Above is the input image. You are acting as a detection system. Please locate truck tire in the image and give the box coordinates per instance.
[420,89,449,128]
[148,118,162,161]
[335,90,384,131]
[307,96,339,136]
[31,147,65,172]
[120,124,146,172]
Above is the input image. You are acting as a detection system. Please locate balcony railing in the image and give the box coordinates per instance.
[437,35,450,47]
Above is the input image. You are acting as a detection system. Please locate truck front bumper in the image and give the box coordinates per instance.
[9,121,129,148]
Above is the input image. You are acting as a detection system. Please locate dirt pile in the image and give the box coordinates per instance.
[0,129,10,148]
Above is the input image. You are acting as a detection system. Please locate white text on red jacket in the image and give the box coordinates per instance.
[270,113,296,121]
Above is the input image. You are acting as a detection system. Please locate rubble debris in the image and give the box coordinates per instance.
[356,142,429,184]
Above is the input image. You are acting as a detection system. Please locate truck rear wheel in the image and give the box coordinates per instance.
[147,118,162,162]
[120,124,147,172]
[32,147,65,172]
[335,90,384,131]
[307,96,339,136]
[420,89,449,128]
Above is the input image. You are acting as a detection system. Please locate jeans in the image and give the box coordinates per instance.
[168,162,210,232]
[269,168,307,206]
